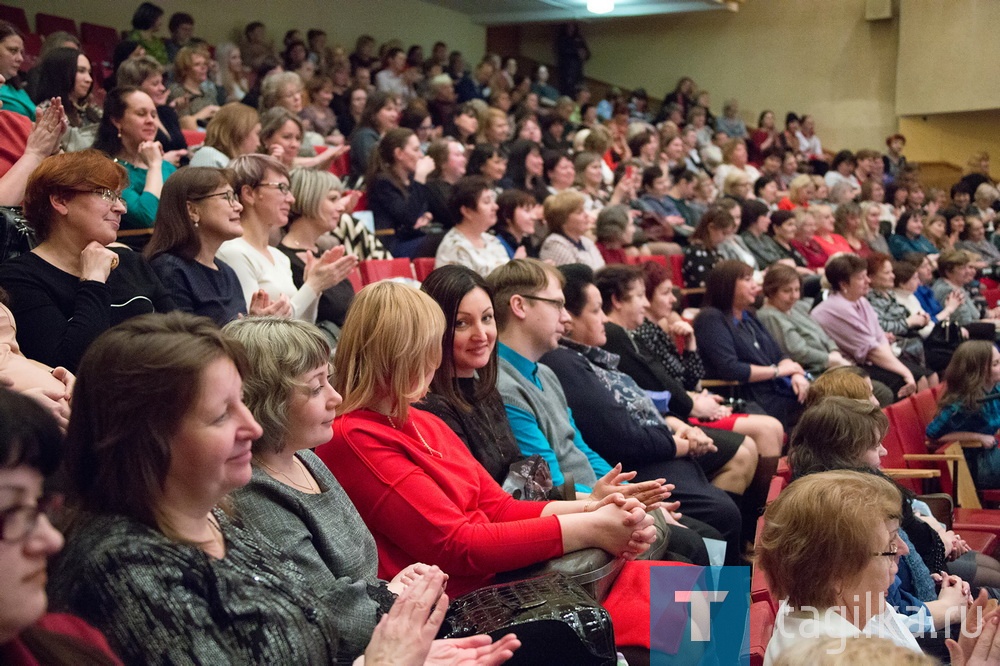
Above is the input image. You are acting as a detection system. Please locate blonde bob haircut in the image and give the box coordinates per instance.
[787,174,813,202]
[487,258,565,332]
[756,470,901,610]
[803,367,874,409]
[174,45,212,83]
[543,189,587,235]
[204,103,260,159]
[289,167,343,220]
[222,317,330,455]
[773,637,937,666]
[334,282,446,422]
[260,71,303,112]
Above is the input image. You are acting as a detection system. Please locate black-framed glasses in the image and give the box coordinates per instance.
[257,182,291,194]
[873,541,898,558]
[92,187,127,207]
[522,294,566,310]
[192,190,239,205]
[0,493,64,542]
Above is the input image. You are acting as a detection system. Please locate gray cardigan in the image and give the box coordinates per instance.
[233,450,392,660]
[757,301,838,375]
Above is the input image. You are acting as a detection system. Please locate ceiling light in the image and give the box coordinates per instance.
[587,0,614,14]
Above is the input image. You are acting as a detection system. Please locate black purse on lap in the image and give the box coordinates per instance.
[443,573,618,666]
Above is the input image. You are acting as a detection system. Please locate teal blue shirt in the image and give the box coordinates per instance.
[0,84,35,121]
[497,342,612,492]
[117,159,177,230]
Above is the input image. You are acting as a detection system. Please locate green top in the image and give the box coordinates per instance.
[0,84,35,121]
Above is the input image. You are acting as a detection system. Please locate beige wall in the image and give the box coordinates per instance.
[520,0,900,153]
[896,0,1000,116]
[899,111,1000,170]
[9,0,485,66]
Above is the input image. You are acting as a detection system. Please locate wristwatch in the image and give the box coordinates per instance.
[771,364,779,378]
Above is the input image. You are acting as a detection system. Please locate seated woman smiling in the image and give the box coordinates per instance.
[316,281,657,597]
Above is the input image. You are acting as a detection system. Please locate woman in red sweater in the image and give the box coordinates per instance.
[316,281,659,596]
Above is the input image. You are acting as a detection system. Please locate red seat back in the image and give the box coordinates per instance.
[669,253,684,287]
[911,388,940,430]
[181,129,204,148]
[637,254,668,269]
[0,5,30,34]
[359,258,413,285]
[984,288,1000,308]
[80,22,119,47]
[765,475,786,505]
[749,600,776,666]
[20,32,40,69]
[412,257,435,282]
[35,12,76,37]
[346,267,363,293]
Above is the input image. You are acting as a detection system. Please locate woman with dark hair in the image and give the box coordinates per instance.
[31,48,100,153]
[812,253,931,399]
[0,21,34,120]
[738,198,786,268]
[348,91,399,181]
[366,127,433,258]
[866,252,934,372]
[92,87,176,232]
[748,110,777,165]
[502,139,545,198]
[889,209,938,260]
[542,149,575,197]
[692,260,808,429]
[681,204,736,289]
[125,2,168,65]
[494,189,539,259]
[0,388,122,665]
[144,167,289,326]
[418,265,524,484]
[465,143,508,191]
[52,312,507,664]
[0,150,174,372]
[424,137,467,230]
[114,56,187,160]
[434,176,508,277]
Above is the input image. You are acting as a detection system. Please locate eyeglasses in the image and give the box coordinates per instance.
[872,541,898,558]
[192,190,239,205]
[1,493,63,542]
[522,294,566,310]
[93,188,127,207]
[257,182,291,194]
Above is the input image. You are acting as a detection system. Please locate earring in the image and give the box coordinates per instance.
[117,129,122,139]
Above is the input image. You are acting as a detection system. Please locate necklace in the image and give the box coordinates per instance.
[254,455,319,493]
[386,415,443,457]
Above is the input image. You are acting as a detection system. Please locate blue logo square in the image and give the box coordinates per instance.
[650,566,751,665]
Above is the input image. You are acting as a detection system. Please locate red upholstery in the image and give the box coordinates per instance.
[961,530,998,557]
[412,257,435,282]
[980,276,999,290]
[0,5,29,34]
[775,456,791,482]
[984,288,1000,309]
[80,22,119,47]
[765,475,786,505]
[954,509,1000,538]
[81,42,112,86]
[880,422,923,494]
[669,253,684,287]
[910,388,940,430]
[35,12,76,37]
[181,130,205,148]
[20,32,40,69]
[346,267,363,293]
[749,600,776,666]
[359,258,413,285]
[637,254,668,269]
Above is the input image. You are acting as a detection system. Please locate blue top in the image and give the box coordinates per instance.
[0,84,35,121]
[498,342,612,492]
[914,284,943,322]
[118,159,177,230]
[926,385,1000,440]
[888,233,938,259]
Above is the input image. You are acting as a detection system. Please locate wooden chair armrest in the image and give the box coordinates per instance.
[917,493,954,529]
[883,468,941,479]
[117,229,153,237]
[701,379,740,388]
[903,453,966,461]
[680,287,706,296]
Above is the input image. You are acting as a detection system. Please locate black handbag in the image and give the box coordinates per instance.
[924,320,963,373]
[443,573,618,666]
[0,206,35,263]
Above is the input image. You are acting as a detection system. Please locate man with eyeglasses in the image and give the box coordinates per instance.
[489,258,612,493]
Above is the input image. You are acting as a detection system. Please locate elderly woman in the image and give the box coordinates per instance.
[0,151,174,372]
[681,205,737,289]
[92,87,176,233]
[776,173,814,211]
[538,190,605,269]
[167,46,220,130]
[738,199,786,269]
[0,389,123,664]
[224,316,519,663]
[189,103,261,168]
[542,150,576,197]
[758,470,921,663]
[866,253,934,369]
[31,47,101,153]
[51,312,512,665]
[812,253,932,399]
[316,281,657,596]
[594,204,645,265]
[216,154,342,323]
[114,56,187,159]
[789,207,830,270]
[932,249,1000,330]
[713,139,760,195]
[434,176,508,277]
[810,203,853,257]
[145,166,289,326]
[693,260,808,430]
[281,168,359,330]
[768,210,815,276]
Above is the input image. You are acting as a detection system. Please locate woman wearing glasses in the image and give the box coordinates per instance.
[0,388,122,665]
[0,150,174,372]
[215,155,344,323]
[144,167,292,326]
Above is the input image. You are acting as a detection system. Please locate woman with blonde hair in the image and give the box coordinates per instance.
[214,42,248,103]
[189,103,261,168]
[316,281,657,597]
[538,190,605,269]
[167,45,220,130]
[777,173,814,211]
[259,107,344,171]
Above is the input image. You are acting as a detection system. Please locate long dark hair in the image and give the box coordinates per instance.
[32,48,98,127]
[0,20,25,89]
[505,139,542,191]
[354,90,396,135]
[365,127,414,193]
[145,167,233,262]
[421,265,500,412]
[92,86,143,156]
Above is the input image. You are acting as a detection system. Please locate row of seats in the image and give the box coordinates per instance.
[346,257,438,291]
[750,386,1000,664]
